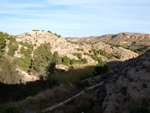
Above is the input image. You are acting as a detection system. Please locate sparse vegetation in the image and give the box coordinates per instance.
[20,46,32,57]
[115,52,121,59]
[54,33,61,38]
[48,30,52,34]
[104,42,143,54]
[13,57,32,71]
[7,37,19,56]
[77,48,84,51]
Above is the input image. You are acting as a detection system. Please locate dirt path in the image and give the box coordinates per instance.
[42,81,104,112]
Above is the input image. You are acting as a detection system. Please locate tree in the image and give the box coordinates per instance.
[53,51,62,64]
[32,43,53,75]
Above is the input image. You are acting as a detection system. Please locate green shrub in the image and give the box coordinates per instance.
[73,53,82,59]
[91,55,100,61]
[93,49,98,56]
[53,51,62,64]
[58,35,61,38]
[77,48,84,51]
[98,49,114,59]
[20,46,32,57]
[70,58,76,65]
[115,52,121,59]
[62,56,71,65]
[13,57,32,71]
[95,59,108,75]
[48,30,52,34]
[82,58,88,64]
[8,42,18,56]
[8,36,16,42]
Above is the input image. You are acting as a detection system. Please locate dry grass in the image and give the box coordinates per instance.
[17,84,77,112]
[50,64,96,84]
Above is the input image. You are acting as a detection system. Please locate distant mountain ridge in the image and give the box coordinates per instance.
[68,32,150,50]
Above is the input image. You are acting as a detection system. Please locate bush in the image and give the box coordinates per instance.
[70,58,76,65]
[62,56,71,66]
[95,59,108,75]
[98,49,114,59]
[82,58,88,64]
[20,42,34,50]
[115,52,121,59]
[77,48,84,51]
[13,57,32,71]
[20,46,32,57]
[48,30,52,34]
[73,53,82,59]
[91,55,100,61]
[7,42,18,56]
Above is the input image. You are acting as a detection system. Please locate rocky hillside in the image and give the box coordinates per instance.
[16,31,138,62]
[0,31,139,84]
[67,32,150,51]
[43,48,150,113]
[101,50,150,113]
[0,31,150,113]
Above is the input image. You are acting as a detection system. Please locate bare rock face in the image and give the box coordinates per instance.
[55,64,69,71]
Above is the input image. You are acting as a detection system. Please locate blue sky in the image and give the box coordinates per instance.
[0,0,150,37]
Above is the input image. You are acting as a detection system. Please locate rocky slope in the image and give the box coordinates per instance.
[44,49,150,113]
[102,50,150,113]
[16,31,138,62]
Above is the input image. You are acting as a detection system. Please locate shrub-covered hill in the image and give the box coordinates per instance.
[0,30,139,84]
